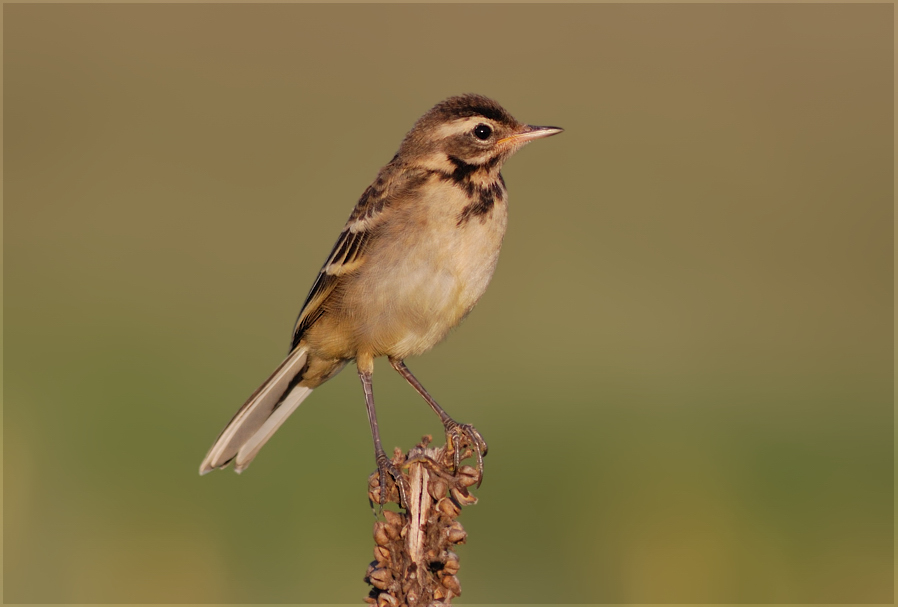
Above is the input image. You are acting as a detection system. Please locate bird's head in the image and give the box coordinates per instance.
[398,94,562,176]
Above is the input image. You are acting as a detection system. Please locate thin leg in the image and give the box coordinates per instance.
[358,366,409,507]
[389,357,488,484]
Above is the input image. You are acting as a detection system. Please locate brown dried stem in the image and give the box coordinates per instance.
[364,436,481,606]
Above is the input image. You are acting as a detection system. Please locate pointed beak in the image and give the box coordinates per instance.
[498,124,564,146]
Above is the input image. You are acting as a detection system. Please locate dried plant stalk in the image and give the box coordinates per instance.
[364,436,481,606]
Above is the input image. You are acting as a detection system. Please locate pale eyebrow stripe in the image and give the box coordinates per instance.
[432,116,487,140]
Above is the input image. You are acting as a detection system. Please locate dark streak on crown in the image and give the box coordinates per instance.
[462,105,509,124]
[429,94,517,127]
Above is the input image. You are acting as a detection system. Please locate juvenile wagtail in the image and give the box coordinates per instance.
[200,94,562,504]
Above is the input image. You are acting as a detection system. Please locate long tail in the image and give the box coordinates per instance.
[200,345,312,475]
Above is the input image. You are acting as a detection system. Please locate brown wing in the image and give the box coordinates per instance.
[290,173,400,350]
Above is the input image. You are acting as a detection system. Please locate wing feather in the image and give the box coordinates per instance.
[290,165,430,350]
[290,185,385,348]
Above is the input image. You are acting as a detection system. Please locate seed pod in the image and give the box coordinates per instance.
[373,545,390,565]
[388,486,402,505]
[456,465,480,488]
[437,497,461,518]
[365,562,377,578]
[433,585,447,600]
[446,521,467,544]
[368,472,382,504]
[383,520,402,541]
[450,486,478,507]
[376,592,398,607]
[428,477,449,500]
[383,510,404,528]
[373,522,391,546]
[441,573,462,595]
[392,447,405,464]
[442,551,460,575]
[367,567,392,590]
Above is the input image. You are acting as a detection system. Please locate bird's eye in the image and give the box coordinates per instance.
[473,124,492,140]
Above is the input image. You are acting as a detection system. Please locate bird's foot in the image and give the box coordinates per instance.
[370,448,411,509]
[444,421,488,486]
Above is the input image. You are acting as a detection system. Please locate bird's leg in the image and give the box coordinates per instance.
[389,358,488,485]
[358,362,410,508]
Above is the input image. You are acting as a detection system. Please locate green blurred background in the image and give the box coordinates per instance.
[4,3,892,604]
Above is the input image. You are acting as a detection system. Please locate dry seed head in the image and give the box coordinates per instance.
[368,471,383,504]
[456,466,480,488]
[392,446,405,463]
[383,510,404,528]
[429,478,449,500]
[367,567,393,590]
[364,435,484,603]
[442,551,460,575]
[376,592,399,607]
[373,522,391,546]
[374,545,391,565]
[450,486,478,507]
[441,573,462,595]
[437,497,461,518]
[446,521,467,544]
[382,510,403,526]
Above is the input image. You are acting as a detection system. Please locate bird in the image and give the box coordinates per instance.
[199,94,562,505]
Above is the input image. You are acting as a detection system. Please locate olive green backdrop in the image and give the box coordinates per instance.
[4,3,893,604]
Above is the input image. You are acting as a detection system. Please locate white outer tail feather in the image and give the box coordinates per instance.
[233,383,311,473]
[199,345,313,475]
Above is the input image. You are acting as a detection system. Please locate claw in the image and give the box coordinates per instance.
[445,422,488,487]
[376,450,410,508]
